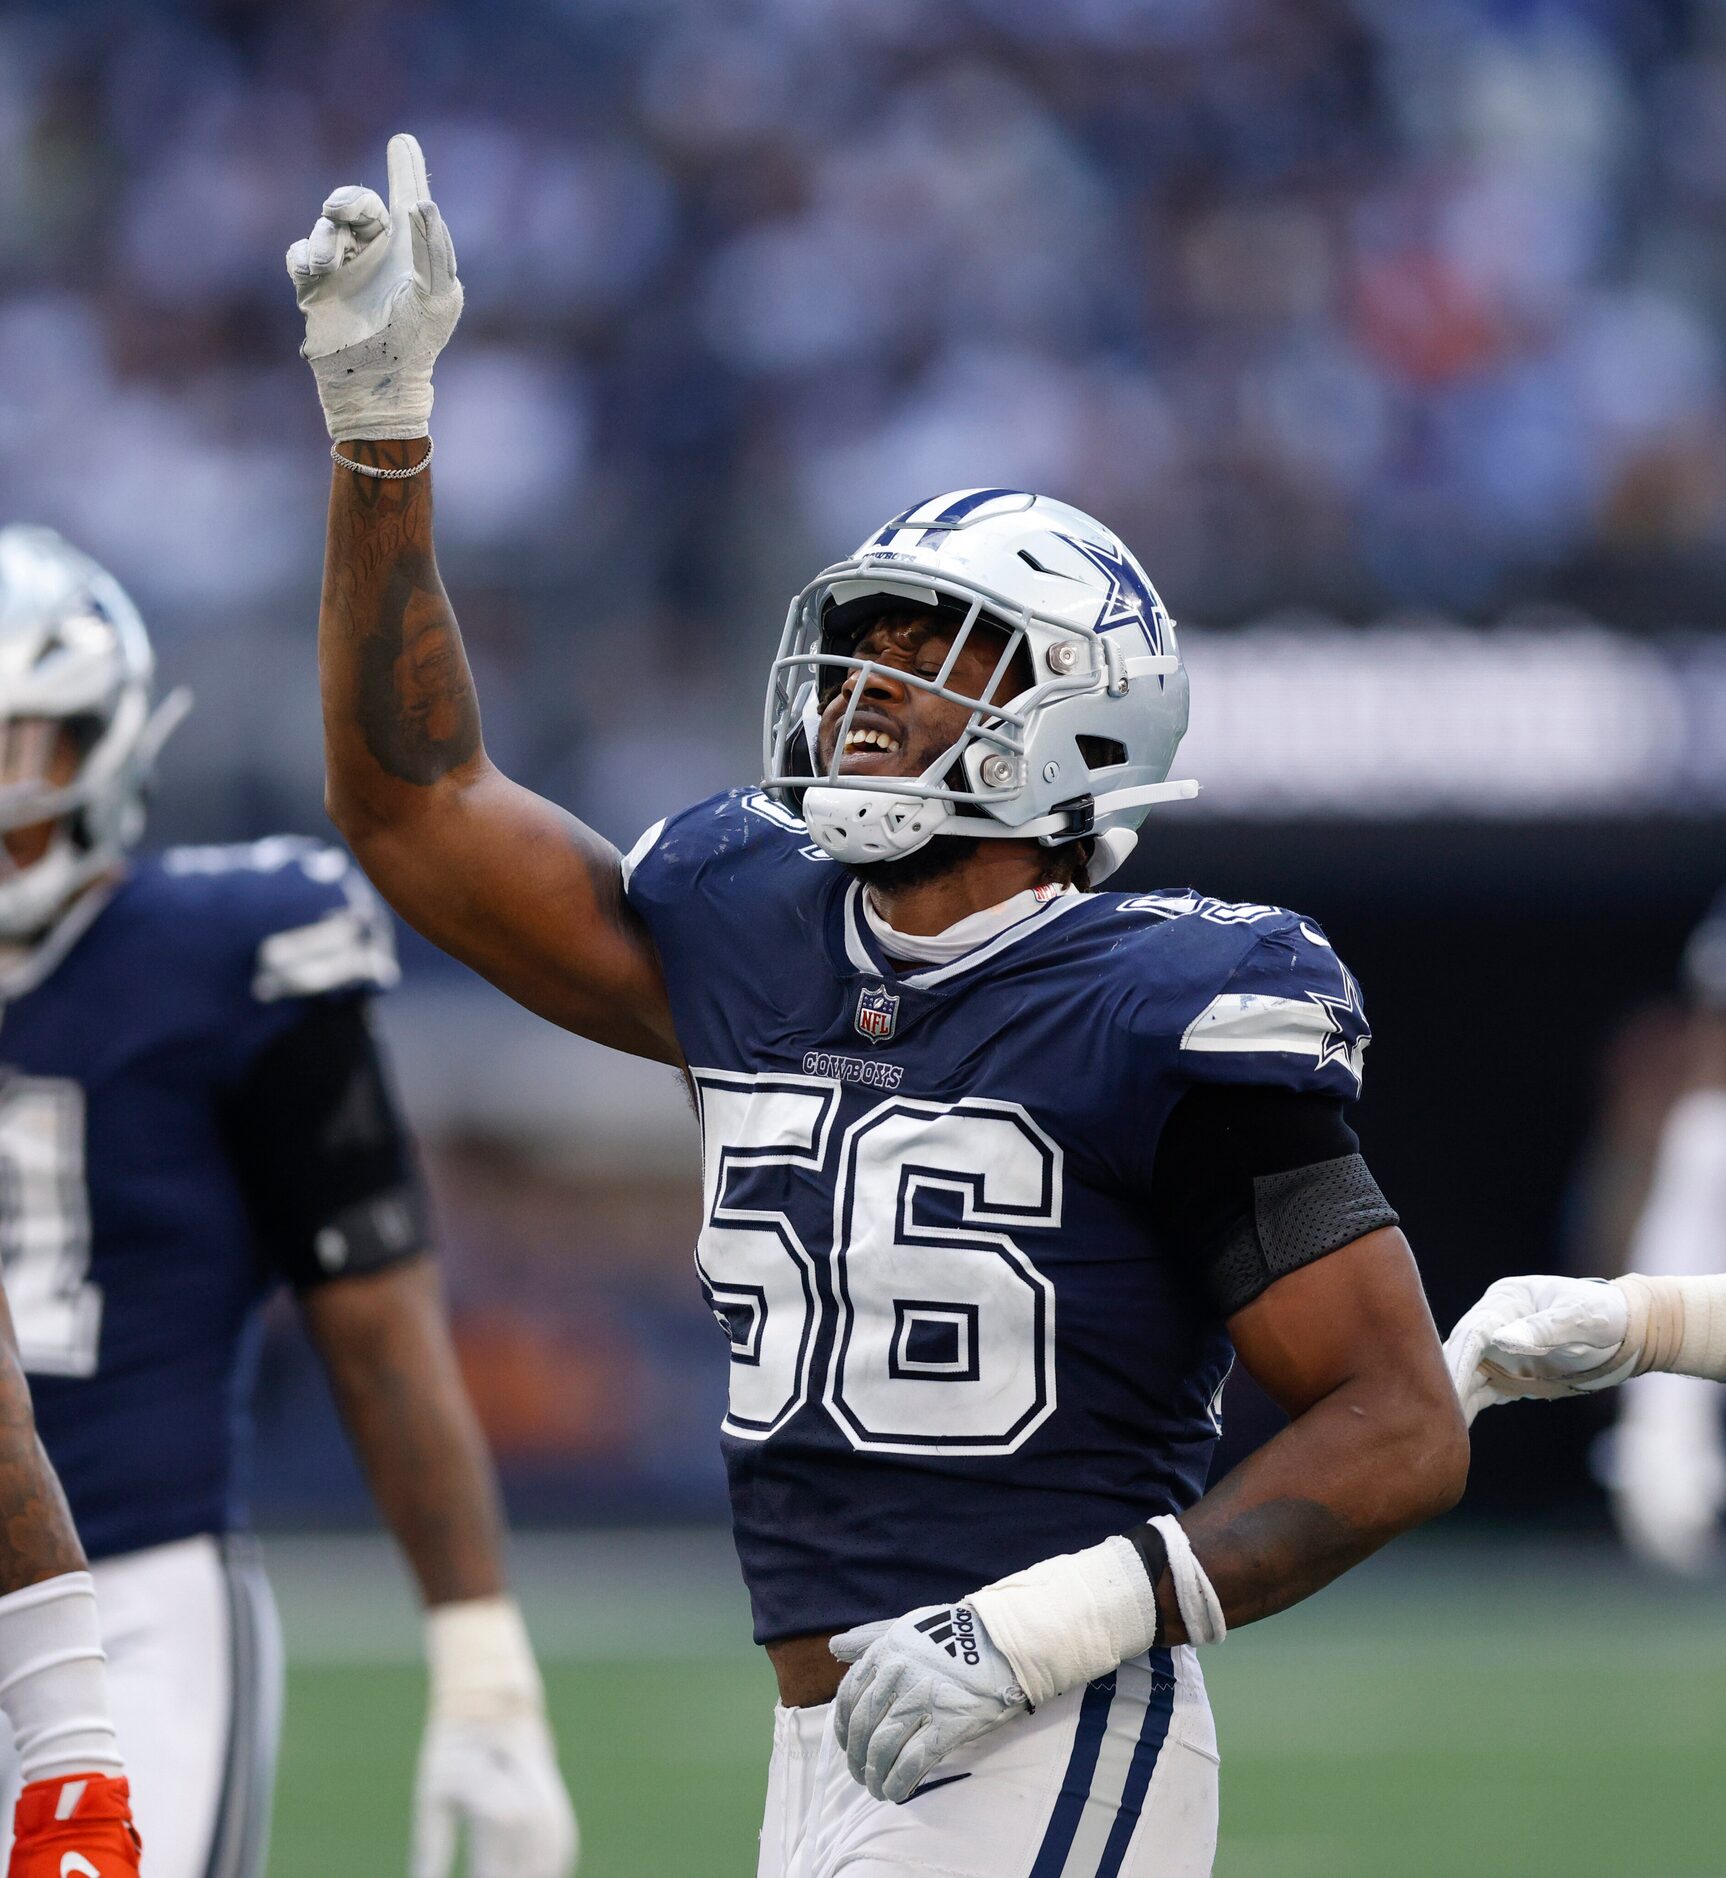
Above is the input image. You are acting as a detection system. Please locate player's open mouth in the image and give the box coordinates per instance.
[843,728,902,756]
[831,716,912,774]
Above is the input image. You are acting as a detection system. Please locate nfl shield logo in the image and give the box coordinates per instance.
[854,982,900,1044]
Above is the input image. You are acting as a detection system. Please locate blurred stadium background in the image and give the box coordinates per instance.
[5,0,1726,1870]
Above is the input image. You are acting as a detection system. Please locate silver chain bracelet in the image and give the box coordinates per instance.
[330,438,434,479]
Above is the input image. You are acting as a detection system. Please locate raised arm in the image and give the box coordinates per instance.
[290,134,675,1062]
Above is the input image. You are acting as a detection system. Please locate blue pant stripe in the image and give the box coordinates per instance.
[1028,1674,1117,1878]
[1094,1661,1178,1877]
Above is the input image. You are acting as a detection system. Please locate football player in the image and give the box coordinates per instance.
[0,526,577,1878]
[1445,893,1726,1570]
[287,135,1469,1876]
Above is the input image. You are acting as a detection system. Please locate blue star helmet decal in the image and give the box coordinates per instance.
[1307,966,1371,1088]
[1054,533,1171,659]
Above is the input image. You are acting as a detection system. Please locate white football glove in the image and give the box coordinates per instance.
[829,1603,1029,1804]
[286,132,462,441]
[413,1711,578,1878]
[413,1598,578,1878]
[1443,1273,1633,1426]
[1602,1371,1726,1576]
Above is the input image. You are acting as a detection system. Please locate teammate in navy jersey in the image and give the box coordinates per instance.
[291,135,1469,1877]
[0,528,576,1878]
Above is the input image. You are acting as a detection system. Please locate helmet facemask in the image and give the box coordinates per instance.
[764,497,1196,881]
[0,528,191,943]
[767,569,1100,868]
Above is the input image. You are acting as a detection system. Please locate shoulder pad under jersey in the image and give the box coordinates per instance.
[1118,891,1372,1098]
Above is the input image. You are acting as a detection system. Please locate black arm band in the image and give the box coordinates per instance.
[1151,1085,1399,1318]
[1127,1521,1170,1600]
[220,998,430,1291]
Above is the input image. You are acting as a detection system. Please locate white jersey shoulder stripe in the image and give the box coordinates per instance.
[1181,986,1369,1088]
[619,818,667,892]
[1180,992,1336,1057]
[252,906,398,1002]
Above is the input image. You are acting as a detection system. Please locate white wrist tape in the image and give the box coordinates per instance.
[1147,1515,1227,1646]
[1614,1272,1726,1384]
[425,1595,545,1724]
[966,1535,1160,1709]
[0,1572,123,1782]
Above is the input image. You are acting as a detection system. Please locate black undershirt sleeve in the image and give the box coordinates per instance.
[220,998,430,1292]
[1149,1084,1398,1319]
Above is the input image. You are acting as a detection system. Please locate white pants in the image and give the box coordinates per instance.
[759,1647,1219,1878]
[0,1534,283,1878]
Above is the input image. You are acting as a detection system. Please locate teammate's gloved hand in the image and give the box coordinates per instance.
[8,1773,142,1878]
[286,132,462,441]
[1443,1274,1633,1426]
[830,1603,1029,1804]
[413,1712,578,1878]
[1602,1371,1726,1576]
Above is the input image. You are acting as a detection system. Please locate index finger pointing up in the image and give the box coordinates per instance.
[386,132,430,215]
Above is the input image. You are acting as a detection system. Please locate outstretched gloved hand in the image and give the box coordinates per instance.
[1443,1273,1633,1426]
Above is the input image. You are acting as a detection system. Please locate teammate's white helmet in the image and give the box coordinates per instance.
[764,490,1195,882]
[0,527,190,938]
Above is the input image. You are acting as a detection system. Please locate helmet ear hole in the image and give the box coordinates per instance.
[64,714,104,759]
[1076,735,1127,772]
[784,722,814,780]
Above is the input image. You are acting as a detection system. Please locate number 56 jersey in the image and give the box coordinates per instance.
[624,791,1377,1645]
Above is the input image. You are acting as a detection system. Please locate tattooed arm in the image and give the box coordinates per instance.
[0,1286,87,1590]
[300,1256,506,1606]
[1153,1227,1468,1642]
[319,442,676,1062]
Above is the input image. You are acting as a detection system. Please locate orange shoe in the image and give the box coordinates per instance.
[8,1774,141,1878]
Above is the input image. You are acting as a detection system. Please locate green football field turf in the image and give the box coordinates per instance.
[264,1532,1726,1877]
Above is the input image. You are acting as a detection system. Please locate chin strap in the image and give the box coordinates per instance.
[1011,778,1199,842]
[802,777,1200,869]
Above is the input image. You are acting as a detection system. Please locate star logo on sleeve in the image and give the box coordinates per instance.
[1306,967,1371,1088]
[1056,533,1171,658]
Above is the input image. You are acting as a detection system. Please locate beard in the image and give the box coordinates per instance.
[844,834,981,895]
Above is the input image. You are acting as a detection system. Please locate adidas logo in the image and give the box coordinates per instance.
[915,1605,981,1667]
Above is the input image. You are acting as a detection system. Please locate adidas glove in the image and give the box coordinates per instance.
[285,132,462,441]
[829,1603,1028,1805]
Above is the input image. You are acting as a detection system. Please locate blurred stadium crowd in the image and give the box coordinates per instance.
[4,0,1726,841]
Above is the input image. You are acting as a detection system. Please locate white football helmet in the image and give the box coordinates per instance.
[0,527,190,939]
[764,490,1195,881]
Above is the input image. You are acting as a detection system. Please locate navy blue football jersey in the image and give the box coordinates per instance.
[624,790,1374,1643]
[0,837,398,1560]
